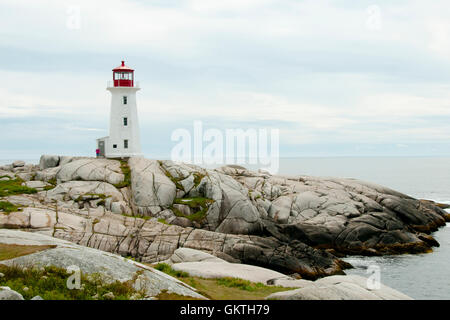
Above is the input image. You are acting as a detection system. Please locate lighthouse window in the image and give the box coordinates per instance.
[123,117,128,126]
[124,140,129,149]
[113,144,117,149]
[123,96,127,104]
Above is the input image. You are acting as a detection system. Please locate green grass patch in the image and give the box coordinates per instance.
[113,160,131,189]
[192,172,206,187]
[215,277,267,291]
[174,197,214,208]
[156,290,204,300]
[158,162,185,191]
[0,244,56,261]
[0,179,37,197]
[157,218,169,225]
[150,263,294,300]
[154,263,189,278]
[0,201,21,215]
[121,213,151,220]
[186,207,208,222]
[0,264,143,300]
[172,197,214,223]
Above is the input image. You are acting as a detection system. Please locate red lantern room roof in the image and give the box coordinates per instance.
[112,60,134,72]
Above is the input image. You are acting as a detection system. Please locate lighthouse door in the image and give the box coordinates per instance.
[98,141,105,157]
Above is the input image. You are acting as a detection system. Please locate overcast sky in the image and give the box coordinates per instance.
[1,0,450,160]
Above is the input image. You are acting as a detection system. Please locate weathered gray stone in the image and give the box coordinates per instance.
[171,216,193,228]
[24,181,51,190]
[0,287,24,300]
[56,159,124,185]
[0,164,13,171]
[173,204,192,216]
[0,170,15,179]
[266,275,412,300]
[168,248,224,264]
[128,158,177,215]
[45,181,123,203]
[12,160,25,168]
[39,155,60,170]
[2,155,447,282]
[16,172,34,182]
[111,201,131,215]
[35,166,60,182]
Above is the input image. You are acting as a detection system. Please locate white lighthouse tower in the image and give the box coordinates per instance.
[97,61,143,158]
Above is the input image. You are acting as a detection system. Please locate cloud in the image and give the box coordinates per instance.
[1,0,450,158]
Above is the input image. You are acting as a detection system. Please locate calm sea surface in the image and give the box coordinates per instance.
[2,157,450,299]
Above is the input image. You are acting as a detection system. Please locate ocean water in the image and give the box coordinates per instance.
[2,156,449,299]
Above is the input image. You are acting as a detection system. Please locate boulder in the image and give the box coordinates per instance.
[170,216,194,228]
[0,287,24,300]
[0,164,13,171]
[35,166,60,182]
[24,181,51,191]
[56,159,124,185]
[39,155,60,170]
[111,201,132,215]
[16,172,34,182]
[12,160,25,168]
[0,170,15,179]
[45,181,123,203]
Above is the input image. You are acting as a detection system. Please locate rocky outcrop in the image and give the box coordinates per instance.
[222,167,448,255]
[166,248,412,300]
[0,229,205,299]
[266,275,412,300]
[0,205,347,279]
[0,155,448,280]
[127,160,447,255]
[56,159,124,185]
[128,158,177,215]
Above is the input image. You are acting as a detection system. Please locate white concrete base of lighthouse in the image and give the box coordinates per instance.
[97,83,143,158]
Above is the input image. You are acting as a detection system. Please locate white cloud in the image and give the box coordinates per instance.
[1,0,450,157]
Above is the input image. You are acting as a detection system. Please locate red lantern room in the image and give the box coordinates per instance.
[112,60,134,87]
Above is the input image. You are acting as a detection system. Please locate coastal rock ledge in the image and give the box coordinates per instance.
[0,155,448,281]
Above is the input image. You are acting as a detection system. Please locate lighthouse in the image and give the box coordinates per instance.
[96,61,143,158]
